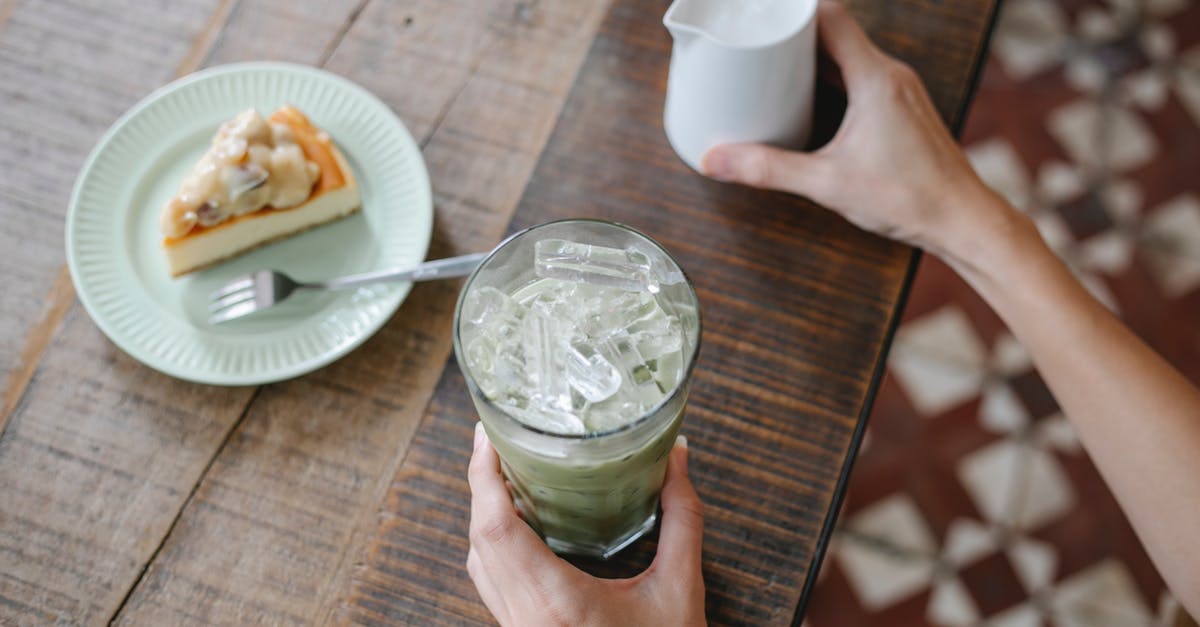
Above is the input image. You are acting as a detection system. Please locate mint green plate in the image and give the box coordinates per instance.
[65,63,433,385]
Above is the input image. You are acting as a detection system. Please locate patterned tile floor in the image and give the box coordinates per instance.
[805,0,1200,625]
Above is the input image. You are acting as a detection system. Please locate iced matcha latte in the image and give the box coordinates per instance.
[453,220,701,558]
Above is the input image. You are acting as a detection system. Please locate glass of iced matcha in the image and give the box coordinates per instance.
[453,219,701,559]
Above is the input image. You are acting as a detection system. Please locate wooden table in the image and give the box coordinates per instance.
[0,0,996,624]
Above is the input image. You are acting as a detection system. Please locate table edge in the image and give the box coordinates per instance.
[790,1,1003,621]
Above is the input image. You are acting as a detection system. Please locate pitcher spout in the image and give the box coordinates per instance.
[663,0,703,48]
[664,0,815,50]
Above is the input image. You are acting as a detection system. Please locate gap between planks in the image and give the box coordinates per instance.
[1,0,593,622]
[105,3,261,618]
[317,0,371,68]
[106,387,265,626]
[1,0,248,439]
[313,4,615,621]
[173,0,239,78]
[0,0,18,30]
[0,266,74,436]
[114,0,379,621]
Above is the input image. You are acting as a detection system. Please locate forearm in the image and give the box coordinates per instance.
[941,193,1200,612]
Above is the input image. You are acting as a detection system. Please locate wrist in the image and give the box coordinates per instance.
[926,186,1038,281]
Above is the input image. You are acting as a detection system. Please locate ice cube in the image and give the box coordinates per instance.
[583,400,643,433]
[565,339,622,402]
[521,306,570,412]
[464,335,498,394]
[581,290,658,337]
[505,404,586,436]
[492,340,529,396]
[596,330,664,407]
[535,239,657,293]
[463,259,690,435]
[633,315,683,359]
[650,349,684,391]
[462,286,521,327]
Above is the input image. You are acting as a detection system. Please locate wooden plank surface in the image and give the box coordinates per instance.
[0,2,250,624]
[112,0,610,625]
[0,0,218,426]
[340,0,998,625]
[0,0,607,625]
[0,0,995,624]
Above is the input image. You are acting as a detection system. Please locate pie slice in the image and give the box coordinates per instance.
[160,106,360,277]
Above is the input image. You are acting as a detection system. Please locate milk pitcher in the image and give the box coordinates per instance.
[663,0,818,173]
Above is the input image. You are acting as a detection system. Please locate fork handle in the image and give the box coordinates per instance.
[316,252,489,290]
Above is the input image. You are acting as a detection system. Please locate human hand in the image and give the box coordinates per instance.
[466,423,706,627]
[701,1,1015,261]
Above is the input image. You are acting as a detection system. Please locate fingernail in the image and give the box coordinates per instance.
[474,422,485,450]
[702,149,734,181]
[675,434,688,450]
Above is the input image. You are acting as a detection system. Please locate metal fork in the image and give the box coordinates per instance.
[208,252,489,324]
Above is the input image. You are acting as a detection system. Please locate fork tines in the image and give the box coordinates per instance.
[210,275,254,301]
[208,274,260,324]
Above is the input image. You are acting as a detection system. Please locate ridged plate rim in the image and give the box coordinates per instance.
[65,62,433,386]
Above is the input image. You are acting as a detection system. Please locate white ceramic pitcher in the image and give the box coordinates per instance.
[663,0,818,173]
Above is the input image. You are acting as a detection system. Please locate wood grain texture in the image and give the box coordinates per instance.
[0,2,257,624]
[0,0,995,624]
[112,1,610,624]
[0,303,254,624]
[339,0,997,625]
[0,0,218,429]
[201,0,365,68]
[0,266,73,434]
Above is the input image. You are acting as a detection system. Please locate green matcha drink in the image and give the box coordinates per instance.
[453,220,701,558]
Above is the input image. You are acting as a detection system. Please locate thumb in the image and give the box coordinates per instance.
[701,143,829,198]
[653,435,704,576]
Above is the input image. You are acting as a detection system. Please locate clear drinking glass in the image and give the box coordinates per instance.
[453,219,701,558]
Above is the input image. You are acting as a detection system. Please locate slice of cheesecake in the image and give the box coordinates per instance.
[160,106,360,277]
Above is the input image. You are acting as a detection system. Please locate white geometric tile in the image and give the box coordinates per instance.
[1052,559,1154,627]
[1122,70,1170,111]
[968,138,1034,211]
[993,0,1069,79]
[991,333,1033,377]
[1077,7,1120,42]
[980,383,1031,435]
[927,578,980,626]
[1065,56,1107,93]
[1142,194,1200,298]
[1139,22,1176,61]
[1013,445,1076,531]
[890,307,988,416]
[1037,161,1086,205]
[834,539,933,611]
[1077,229,1135,275]
[1034,413,1082,454]
[836,494,937,609]
[958,439,1022,525]
[844,493,939,553]
[1103,178,1142,223]
[1047,99,1157,174]
[988,603,1044,627]
[1008,536,1058,592]
[942,518,997,568]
